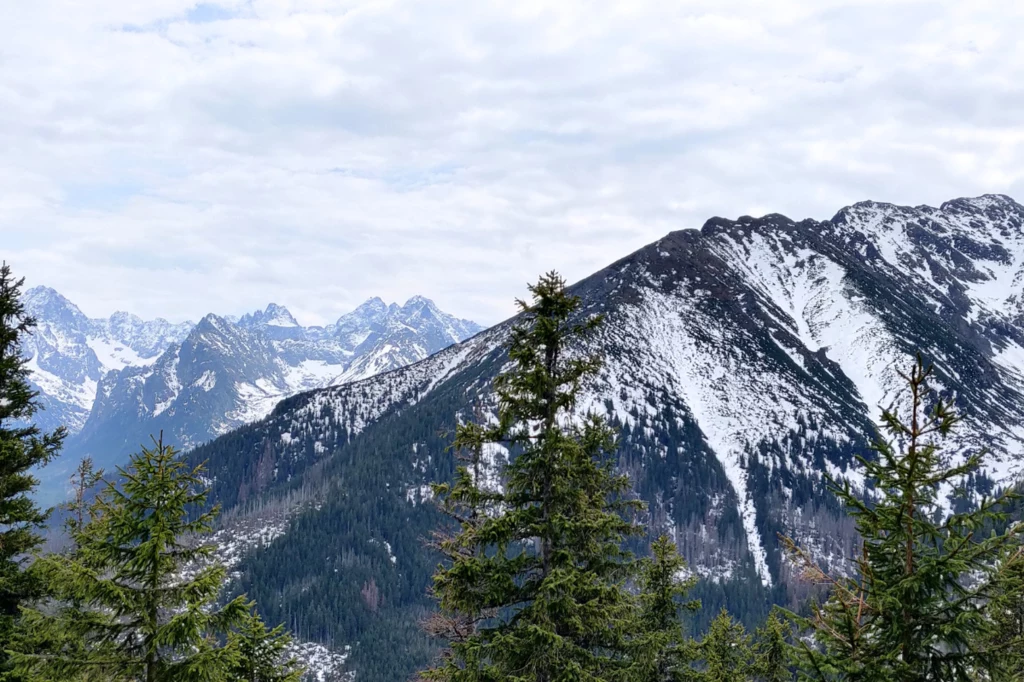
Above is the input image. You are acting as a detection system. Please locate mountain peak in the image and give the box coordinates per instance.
[354,297,388,314]
[108,310,144,326]
[830,194,1024,227]
[938,193,1022,215]
[399,295,442,319]
[335,297,392,329]
[24,285,63,301]
[196,312,233,334]
[403,294,434,308]
[238,303,299,329]
[261,303,298,328]
[23,286,86,319]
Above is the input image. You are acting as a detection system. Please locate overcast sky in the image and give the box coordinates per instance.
[3,0,1022,326]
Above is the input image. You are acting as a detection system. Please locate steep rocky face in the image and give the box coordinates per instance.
[178,195,1024,679]
[43,298,482,501]
[20,287,192,435]
[338,295,486,383]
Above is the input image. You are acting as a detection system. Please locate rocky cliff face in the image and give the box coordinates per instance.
[21,286,192,435]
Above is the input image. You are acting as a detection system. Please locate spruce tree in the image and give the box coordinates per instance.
[0,262,64,671]
[697,610,752,682]
[750,611,791,682]
[784,356,1021,681]
[8,458,109,682]
[632,535,699,682]
[227,607,303,682]
[983,549,1024,680]
[11,435,249,682]
[63,457,104,535]
[422,271,641,682]
[422,405,502,663]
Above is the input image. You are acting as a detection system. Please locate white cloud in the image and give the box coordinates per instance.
[3,0,1023,326]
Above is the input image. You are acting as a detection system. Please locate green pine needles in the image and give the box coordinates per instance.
[631,535,700,682]
[227,607,303,682]
[11,435,303,682]
[423,271,643,682]
[785,355,1024,681]
[0,262,65,675]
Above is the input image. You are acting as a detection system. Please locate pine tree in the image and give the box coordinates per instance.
[11,435,249,681]
[422,404,502,663]
[698,610,752,682]
[7,458,109,682]
[750,611,791,682]
[422,271,642,682]
[631,535,700,682]
[784,355,1021,681]
[227,607,303,682]
[63,457,104,535]
[0,262,64,672]
[983,548,1024,680]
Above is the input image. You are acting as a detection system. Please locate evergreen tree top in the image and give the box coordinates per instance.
[494,270,604,439]
[785,355,1023,681]
[12,435,252,682]
[423,271,641,682]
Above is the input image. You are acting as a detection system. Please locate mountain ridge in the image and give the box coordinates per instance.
[21,290,483,500]
[175,193,1024,680]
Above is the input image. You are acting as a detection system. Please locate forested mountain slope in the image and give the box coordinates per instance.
[187,194,1024,680]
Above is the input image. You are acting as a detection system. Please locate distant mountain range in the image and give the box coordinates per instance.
[21,287,194,436]
[20,288,482,500]
[176,194,1024,680]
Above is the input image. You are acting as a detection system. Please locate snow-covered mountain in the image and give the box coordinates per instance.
[180,194,1024,680]
[21,287,193,435]
[23,291,482,499]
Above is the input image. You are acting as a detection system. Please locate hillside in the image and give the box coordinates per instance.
[181,194,1024,680]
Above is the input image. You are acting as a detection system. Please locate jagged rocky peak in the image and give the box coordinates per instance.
[342,296,390,321]
[108,310,144,326]
[24,285,70,305]
[43,289,485,502]
[332,297,392,348]
[184,313,273,363]
[238,303,300,329]
[397,295,445,325]
[24,286,89,326]
[402,294,434,309]
[195,312,232,335]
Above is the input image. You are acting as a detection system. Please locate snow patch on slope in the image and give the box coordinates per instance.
[291,326,504,440]
[193,370,217,392]
[87,338,159,371]
[25,352,97,416]
[601,284,840,585]
[153,348,182,416]
[714,233,905,415]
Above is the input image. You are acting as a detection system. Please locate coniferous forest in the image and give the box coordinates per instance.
[5,259,1024,682]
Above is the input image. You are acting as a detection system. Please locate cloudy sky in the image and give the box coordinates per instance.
[3,0,1022,326]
